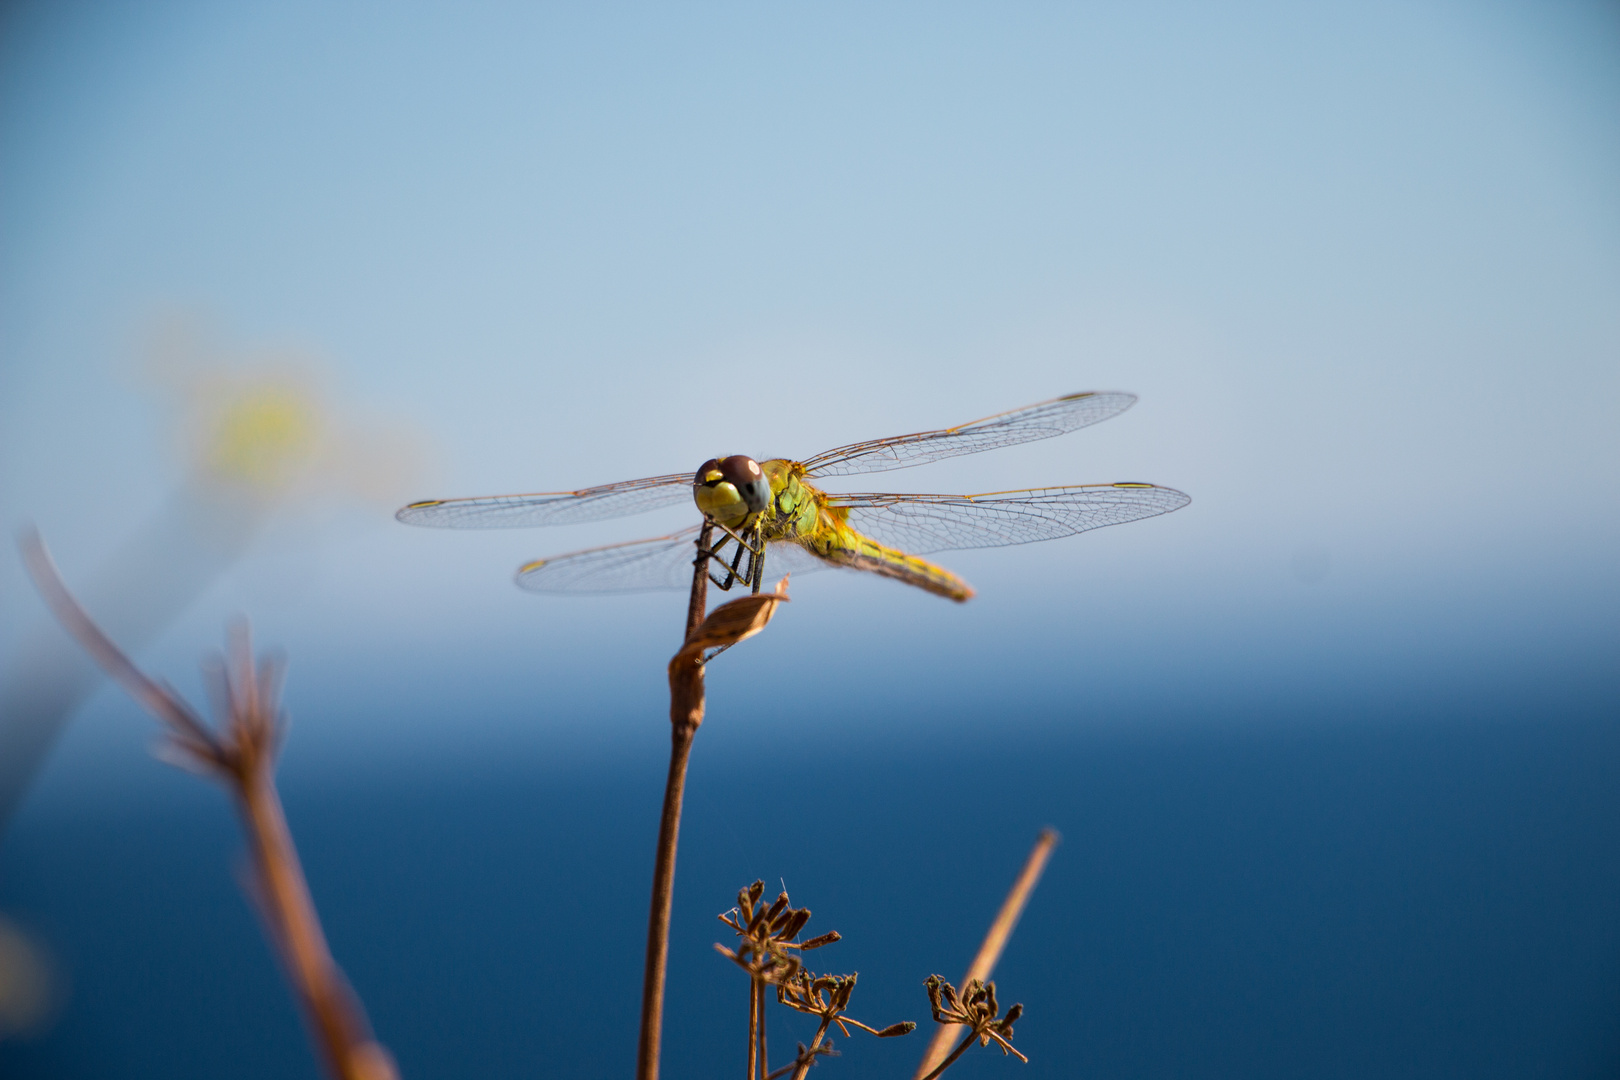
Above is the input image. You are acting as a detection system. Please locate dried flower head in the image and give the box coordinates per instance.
[924,975,1026,1066]
[776,970,916,1040]
[714,880,840,986]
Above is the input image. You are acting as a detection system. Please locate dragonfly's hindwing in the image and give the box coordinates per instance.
[829,483,1191,555]
[515,529,703,593]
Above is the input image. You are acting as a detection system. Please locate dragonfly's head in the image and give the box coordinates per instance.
[693,455,771,528]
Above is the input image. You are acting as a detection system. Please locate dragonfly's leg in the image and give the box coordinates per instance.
[704,531,741,590]
[709,542,748,591]
[706,520,763,593]
[749,531,767,595]
[711,520,754,549]
[707,528,767,659]
[724,537,749,587]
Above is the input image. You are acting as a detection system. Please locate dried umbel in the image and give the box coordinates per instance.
[776,970,915,1040]
[715,880,840,985]
[919,975,1027,1080]
[717,881,916,1080]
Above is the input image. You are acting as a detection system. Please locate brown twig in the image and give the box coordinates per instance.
[751,976,764,1080]
[637,527,788,1080]
[18,528,396,1080]
[637,671,698,1080]
[913,828,1058,1079]
[920,1028,980,1080]
[791,1019,835,1080]
[767,1039,838,1080]
[685,521,714,639]
[637,525,711,1080]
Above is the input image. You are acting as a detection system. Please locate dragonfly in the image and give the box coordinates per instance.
[396,392,1190,602]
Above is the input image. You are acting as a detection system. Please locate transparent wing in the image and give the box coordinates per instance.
[516,528,703,594]
[516,530,838,594]
[396,473,692,529]
[798,392,1137,478]
[827,483,1191,554]
[761,539,837,577]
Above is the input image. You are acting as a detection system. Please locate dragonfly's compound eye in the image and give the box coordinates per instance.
[695,459,723,486]
[719,456,771,515]
[692,455,769,527]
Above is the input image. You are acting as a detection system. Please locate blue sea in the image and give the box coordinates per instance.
[3,654,1616,1079]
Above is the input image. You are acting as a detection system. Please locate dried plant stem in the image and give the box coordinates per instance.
[640,560,788,1080]
[637,713,698,1080]
[237,764,391,1080]
[685,522,715,639]
[747,979,760,1080]
[917,1028,979,1080]
[637,525,712,1080]
[19,530,394,1080]
[788,1016,836,1080]
[913,828,1059,1080]
[757,980,768,1079]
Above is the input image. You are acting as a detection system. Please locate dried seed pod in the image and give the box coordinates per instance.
[780,909,811,941]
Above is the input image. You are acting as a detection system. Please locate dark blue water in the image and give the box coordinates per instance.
[3,681,1618,1079]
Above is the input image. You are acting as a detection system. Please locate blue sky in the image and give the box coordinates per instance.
[1,0,1617,771]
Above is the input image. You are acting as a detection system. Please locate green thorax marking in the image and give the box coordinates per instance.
[759,459,826,543]
[759,459,869,559]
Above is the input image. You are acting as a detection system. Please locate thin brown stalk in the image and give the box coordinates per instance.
[685,522,714,639]
[917,1028,979,1080]
[237,759,392,1080]
[913,828,1059,1080]
[640,523,708,1080]
[788,1016,836,1080]
[747,977,760,1080]
[757,975,769,1079]
[636,691,700,1080]
[19,529,395,1080]
[640,530,789,1080]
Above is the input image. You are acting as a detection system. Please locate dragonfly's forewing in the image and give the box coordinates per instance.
[516,528,704,593]
[827,483,1190,555]
[396,473,692,529]
[797,391,1137,478]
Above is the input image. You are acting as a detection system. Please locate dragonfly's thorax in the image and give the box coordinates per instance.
[760,459,831,542]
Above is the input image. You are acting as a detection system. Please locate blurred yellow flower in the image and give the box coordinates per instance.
[201,379,325,490]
